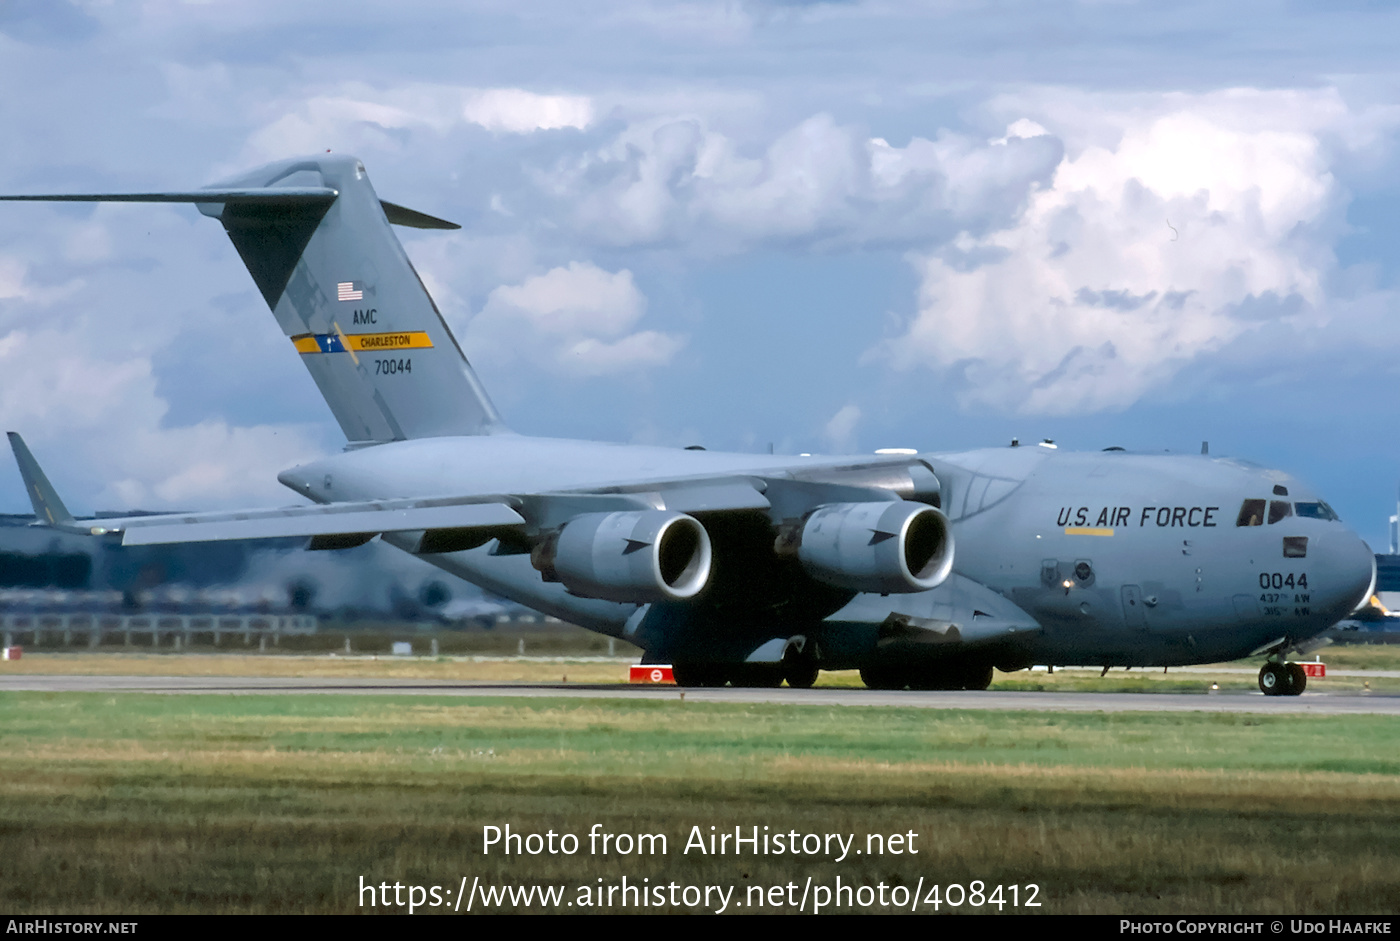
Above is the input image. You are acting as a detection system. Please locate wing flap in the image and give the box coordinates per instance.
[659,482,771,514]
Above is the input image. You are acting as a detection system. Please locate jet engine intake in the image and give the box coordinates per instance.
[534,510,712,603]
[794,501,953,594]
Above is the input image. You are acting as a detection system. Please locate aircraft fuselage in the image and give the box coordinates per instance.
[6,153,1373,692]
[278,436,1375,673]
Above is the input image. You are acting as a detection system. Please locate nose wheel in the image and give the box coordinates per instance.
[1258,661,1307,696]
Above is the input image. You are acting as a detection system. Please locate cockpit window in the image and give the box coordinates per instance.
[1268,500,1292,525]
[1236,499,1265,527]
[1295,501,1339,521]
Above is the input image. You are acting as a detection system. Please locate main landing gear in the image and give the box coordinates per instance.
[859,662,994,691]
[670,662,819,688]
[1258,661,1307,696]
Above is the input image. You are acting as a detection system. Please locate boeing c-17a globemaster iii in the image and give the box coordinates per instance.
[0,154,1377,695]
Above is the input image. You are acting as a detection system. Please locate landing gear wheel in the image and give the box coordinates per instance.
[673,663,724,688]
[731,665,783,688]
[908,662,993,690]
[1258,662,1287,696]
[1286,661,1307,695]
[908,667,958,690]
[860,666,907,690]
[784,663,819,689]
[962,664,994,691]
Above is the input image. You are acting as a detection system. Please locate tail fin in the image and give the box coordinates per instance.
[1,155,506,444]
[7,432,75,526]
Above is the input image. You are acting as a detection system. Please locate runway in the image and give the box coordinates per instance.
[4,673,1399,715]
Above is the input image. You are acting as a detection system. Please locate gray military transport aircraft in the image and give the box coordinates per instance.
[0,154,1377,695]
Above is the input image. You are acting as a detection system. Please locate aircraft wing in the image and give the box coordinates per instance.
[7,433,951,602]
[9,430,939,545]
[506,457,942,523]
[32,491,526,550]
[8,433,896,541]
[7,432,523,549]
[106,474,855,548]
[111,500,525,547]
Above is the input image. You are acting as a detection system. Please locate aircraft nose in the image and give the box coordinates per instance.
[1330,530,1376,617]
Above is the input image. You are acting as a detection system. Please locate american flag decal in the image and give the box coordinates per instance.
[337,281,364,302]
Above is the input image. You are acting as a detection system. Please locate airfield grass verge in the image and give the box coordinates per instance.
[9,648,1400,693]
[1,693,1398,914]
[0,652,636,684]
[3,622,641,659]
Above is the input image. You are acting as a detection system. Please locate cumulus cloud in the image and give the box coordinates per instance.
[462,88,593,134]
[551,111,1061,250]
[0,201,330,511]
[463,261,684,377]
[244,95,430,159]
[242,84,594,162]
[868,89,1381,414]
[0,255,81,307]
[6,0,1400,535]
[822,403,861,453]
[0,257,37,301]
[0,328,324,510]
[526,90,1394,417]
[104,421,324,509]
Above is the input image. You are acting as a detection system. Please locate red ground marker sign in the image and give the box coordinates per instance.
[629,665,674,684]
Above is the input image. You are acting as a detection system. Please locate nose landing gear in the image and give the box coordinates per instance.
[1258,660,1307,696]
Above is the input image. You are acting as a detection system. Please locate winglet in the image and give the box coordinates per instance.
[7,432,74,526]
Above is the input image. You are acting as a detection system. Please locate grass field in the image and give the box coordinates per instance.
[2,689,1399,915]
[6,644,1400,693]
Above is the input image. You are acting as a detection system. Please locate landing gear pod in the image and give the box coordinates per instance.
[796,501,953,594]
[535,511,712,603]
[1258,660,1307,696]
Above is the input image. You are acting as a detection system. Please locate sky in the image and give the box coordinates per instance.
[1,0,1399,548]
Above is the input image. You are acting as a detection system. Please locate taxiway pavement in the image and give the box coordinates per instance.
[3,674,1398,715]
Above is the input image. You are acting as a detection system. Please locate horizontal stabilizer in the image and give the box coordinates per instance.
[0,186,336,204]
[380,200,460,230]
[0,188,339,205]
[0,191,457,229]
[1,155,502,442]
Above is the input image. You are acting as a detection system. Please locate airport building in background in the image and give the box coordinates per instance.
[0,512,524,626]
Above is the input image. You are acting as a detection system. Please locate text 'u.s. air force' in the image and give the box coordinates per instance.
[1057,506,1220,528]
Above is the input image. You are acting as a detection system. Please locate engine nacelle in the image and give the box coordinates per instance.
[534,510,712,604]
[795,501,953,594]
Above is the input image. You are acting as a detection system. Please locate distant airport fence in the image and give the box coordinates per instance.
[0,611,318,650]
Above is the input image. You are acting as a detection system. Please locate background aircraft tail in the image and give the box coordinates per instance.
[2,154,506,445]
